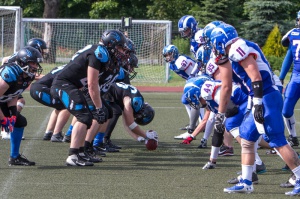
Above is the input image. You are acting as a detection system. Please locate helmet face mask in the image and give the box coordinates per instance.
[162,45,179,64]
[178,15,198,39]
[210,23,238,58]
[134,103,155,126]
[17,46,43,78]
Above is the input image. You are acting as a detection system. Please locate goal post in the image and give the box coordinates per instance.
[22,18,172,83]
[0,6,22,61]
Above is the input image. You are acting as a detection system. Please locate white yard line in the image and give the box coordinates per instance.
[0,110,52,199]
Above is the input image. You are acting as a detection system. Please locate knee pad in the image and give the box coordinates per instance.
[15,112,27,128]
[241,139,255,154]
[212,129,224,147]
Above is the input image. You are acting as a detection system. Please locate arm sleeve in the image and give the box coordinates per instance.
[279,48,293,80]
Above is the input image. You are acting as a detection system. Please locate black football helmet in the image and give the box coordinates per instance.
[26,38,48,58]
[134,103,155,126]
[16,46,43,77]
[127,38,136,54]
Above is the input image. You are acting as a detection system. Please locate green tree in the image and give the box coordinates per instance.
[191,0,243,28]
[242,0,293,47]
[262,24,286,57]
[89,0,148,19]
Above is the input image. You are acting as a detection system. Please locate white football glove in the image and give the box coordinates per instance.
[145,130,158,143]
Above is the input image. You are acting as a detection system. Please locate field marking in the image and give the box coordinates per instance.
[0,110,52,199]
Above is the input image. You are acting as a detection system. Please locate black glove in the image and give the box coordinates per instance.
[253,104,264,124]
[214,113,226,133]
[93,107,108,124]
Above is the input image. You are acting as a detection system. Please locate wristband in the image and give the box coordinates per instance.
[252,81,263,98]
[129,122,138,130]
[8,106,17,116]
[17,102,24,108]
[253,97,263,105]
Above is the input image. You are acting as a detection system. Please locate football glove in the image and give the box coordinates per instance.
[9,116,17,132]
[92,107,108,124]
[1,117,10,132]
[145,130,158,143]
[214,112,226,133]
[252,98,264,124]
[181,136,194,144]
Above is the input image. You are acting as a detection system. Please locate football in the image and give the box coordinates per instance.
[146,139,158,151]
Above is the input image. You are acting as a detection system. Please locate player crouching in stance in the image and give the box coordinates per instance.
[0,46,43,166]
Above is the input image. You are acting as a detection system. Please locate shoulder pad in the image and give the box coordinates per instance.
[175,55,189,70]
[200,80,216,101]
[0,64,21,82]
[229,39,250,62]
[205,59,218,76]
[94,45,109,62]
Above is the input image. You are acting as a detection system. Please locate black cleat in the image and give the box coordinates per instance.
[106,139,122,149]
[62,135,71,143]
[51,132,63,142]
[288,135,299,147]
[9,154,35,166]
[43,132,53,140]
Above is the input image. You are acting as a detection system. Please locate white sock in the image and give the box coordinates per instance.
[242,164,253,181]
[203,112,215,140]
[284,115,297,137]
[210,146,220,160]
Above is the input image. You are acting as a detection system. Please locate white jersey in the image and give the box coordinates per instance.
[171,55,197,80]
[205,57,219,77]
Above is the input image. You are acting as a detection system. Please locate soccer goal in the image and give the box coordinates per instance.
[0,6,22,61]
[22,18,172,83]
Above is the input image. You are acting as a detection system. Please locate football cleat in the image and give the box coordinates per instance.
[62,135,71,143]
[198,138,207,148]
[106,139,122,149]
[256,162,266,174]
[9,154,35,166]
[280,174,295,188]
[65,154,94,166]
[79,151,102,163]
[202,161,216,170]
[285,179,300,196]
[43,131,53,140]
[174,132,193,140]
[50,132,63,142]
[288,135,299,147]
[227,172,258,184]
[224,178,253,193]
[218,145,234,156]
[180,124,190,130]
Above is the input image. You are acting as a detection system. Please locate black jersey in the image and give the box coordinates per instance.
[53,44,111,88]
[105,82,144,111]
[0,63,34,102]
[36,65,65,86]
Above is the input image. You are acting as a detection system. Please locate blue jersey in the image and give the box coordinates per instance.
[228,39,277,95]
[280,28,300,78]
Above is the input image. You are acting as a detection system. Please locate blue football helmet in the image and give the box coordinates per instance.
[162,45,179,64]
[203,21,225,43]
[210,23,238,57]
[196,45,212,71]
[194,29,206,46]
[178,15,198,38]
[296,11,300,28]
[183,74,212,109]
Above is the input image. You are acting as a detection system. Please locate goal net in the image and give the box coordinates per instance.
[0,6,21,62]
[22,18,172,83]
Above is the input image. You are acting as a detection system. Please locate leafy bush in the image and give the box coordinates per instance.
[265,55,287,71]
[172,35,191,55]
